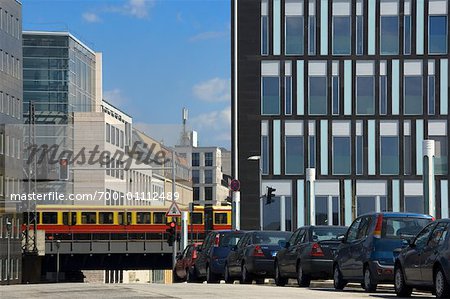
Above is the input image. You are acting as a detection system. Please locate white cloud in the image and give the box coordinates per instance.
[189,30,228,42]
[82,12,101,23]
[193,78,230,103]
[190,106,231,131]
[104,89,127,107]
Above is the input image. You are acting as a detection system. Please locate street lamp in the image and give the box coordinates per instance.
[55,240,61,283]
[6,219,12,285]
[247,155,263,230]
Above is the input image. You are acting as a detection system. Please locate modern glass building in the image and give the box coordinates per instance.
[22,31,101,195]
[0,0,22,285]
[232,0,450,230]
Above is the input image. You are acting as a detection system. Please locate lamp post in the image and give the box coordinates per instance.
[248,155,262,230]
[6,219,12,285]
[55,240,61,283]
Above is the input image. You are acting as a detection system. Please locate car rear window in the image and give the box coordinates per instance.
[219,232,245,247]
[382,217,432,239]
[253,232,291,245]
[311,227,348,241]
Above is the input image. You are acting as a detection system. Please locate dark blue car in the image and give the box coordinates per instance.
[191,230,245,283]
[333,212,433,292]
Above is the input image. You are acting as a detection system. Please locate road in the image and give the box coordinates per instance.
[1,282,434,299]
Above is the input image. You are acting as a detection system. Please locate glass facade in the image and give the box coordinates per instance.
[332,16,351,55]
[285,16,303,55]
[429,16,447,54]
[285,136,303,174]
[380,16,399,55]
[404,76,423,115]
[308,77,327,115]
[262,77,280,115]
[356,76,374,115]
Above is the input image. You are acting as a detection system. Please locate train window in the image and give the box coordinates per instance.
[214,213,228,225]
[118,212,124,225]
[81,212,97,224]
[42,212,58,224]
[136,212,151,224]
[71,212,77,225]
[62,212,69,225]
[99,212,113,224]
[192,213,203,224]
[153,212,166,224]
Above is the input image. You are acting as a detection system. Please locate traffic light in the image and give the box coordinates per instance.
[166,221,176,246]
[59,158,69,181]
[266,187,276,205]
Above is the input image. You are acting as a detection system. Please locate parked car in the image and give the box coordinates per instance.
[225,231,292,284]
[333,212,433,292]
[394,219,450,298]
[173,242,202,282]
[192,230,245,283]
[274,225,347,287]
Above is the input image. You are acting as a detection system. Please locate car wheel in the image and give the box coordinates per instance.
[241,264,253,284]
[296,261,311,287]
[394,266,412,297]
[274,262,287,287]
[224,264,233,284]
[363,266,377,293]
[435,267,450,298]
[206,265,219,283]
[333,264,347,291]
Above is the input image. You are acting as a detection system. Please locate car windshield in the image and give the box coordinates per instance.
[382,217,432,239]
[253,232,291,245]
[219,232,245,246]
[311,227,347,241]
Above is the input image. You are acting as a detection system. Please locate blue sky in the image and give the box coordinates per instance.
[23,0,231,148]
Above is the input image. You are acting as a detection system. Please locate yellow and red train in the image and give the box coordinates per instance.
[30,204,232,240]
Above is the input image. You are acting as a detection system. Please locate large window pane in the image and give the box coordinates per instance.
[285,136,304,174]
[357,76,375,114]
[404,76,423,115]
[380,16,399,54]
[333,16,351,55]
[285,76,292,114]
[356,15,363,55]
[357,196,387,216]
[332,76,339,115]
[429,16,447,54]
[404,15,411,54]
[380,76,387,115]
[309,77,327,115]
[404,196,424,214]
[404,135,411,175]
[433,136,448,175]
[309,135,315,168]
[428,76,435,115]
[381,136,399,174]
[262,16,269,55]
[315,196,327,225]
[262,77,280,115]
[263,196,292,231]
[286,16,304,55]
[333,136,351,174]
[309,16,316,55]
[356,136,363,175]
[262,135,269,174]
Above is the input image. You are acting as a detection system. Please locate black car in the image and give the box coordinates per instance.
[333,212,433,292]
[274,225,347,287]
[224,231,292,284]
[394,219,450,298]
[191,230,245,283]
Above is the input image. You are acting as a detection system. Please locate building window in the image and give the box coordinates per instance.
[262,76,280,115]
[356,196,387,216]
[380,136,399,175]
[285,135,304,174]
[332,76,339,115]
[204,169,213,184]
[356,135,363,175]
[193,187,200,201]
[261,0,269,56]
[429,15,447,54]
[380,16,399,55]
[261,135,269,175]
[285,76,292,115]
[315,196,339,225]
[380,75,387,115]
[404,196,424,214]
[404,76,423,115]
[404,133,412,175]
[205,152,213,166]
[432,136,448,175]
[192,170,199,184]
[192,153,199,166]
[428,75,435,115]
[285,15,304,55]
[333,136,351,174]
[332,16,351,55]
[356,0,363,55]
[308,2,316,55]
[356,76,375,114]
[308,76,327,115]
[204,187,213,201]
[404,15,411,54]
[308,135,315,168]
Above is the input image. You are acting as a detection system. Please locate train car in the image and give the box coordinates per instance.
[29,204,232,242]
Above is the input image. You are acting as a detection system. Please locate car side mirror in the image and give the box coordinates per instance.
[337,234,346,243]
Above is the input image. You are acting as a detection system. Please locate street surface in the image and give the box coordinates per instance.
[1,282,434,299]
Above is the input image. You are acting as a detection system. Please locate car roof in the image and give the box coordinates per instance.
[300,225,348,229]
[359,212,433,219]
